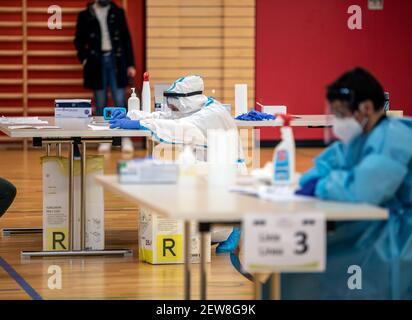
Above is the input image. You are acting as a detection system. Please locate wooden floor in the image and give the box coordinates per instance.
[0,146,323,300]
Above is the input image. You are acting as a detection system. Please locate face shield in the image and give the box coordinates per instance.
[164,91,203,112]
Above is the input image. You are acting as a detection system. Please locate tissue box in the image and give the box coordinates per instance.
[118,159,179,184]
[55,99,92,118]
[139,208,211,264]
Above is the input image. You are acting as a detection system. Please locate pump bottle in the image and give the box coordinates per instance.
[128,88,140,112]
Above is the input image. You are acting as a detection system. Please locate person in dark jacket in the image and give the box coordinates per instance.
[74,0,136,153]
[0,178,16,218]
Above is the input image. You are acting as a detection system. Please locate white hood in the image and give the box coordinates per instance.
[165,75,208,115]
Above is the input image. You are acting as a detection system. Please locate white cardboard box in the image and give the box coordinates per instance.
[42,156,104,251]
[139,207,211,264]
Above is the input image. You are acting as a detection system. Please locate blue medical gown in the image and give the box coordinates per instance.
[282,116,412,299]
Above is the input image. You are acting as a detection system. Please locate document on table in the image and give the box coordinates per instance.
[7,125,61,130]
[230,185,314,202]
[0,117,48,125]
[88,124,112,130]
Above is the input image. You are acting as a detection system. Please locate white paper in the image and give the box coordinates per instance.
[230,185,313,202]
[229,186,259,197]
[8,125,60,130]
[7,125,35,130]
[258,186,314,202]
[37,126,60,130]
[243,212,326,272]
[88,124,112,131]
[0,117,48,125]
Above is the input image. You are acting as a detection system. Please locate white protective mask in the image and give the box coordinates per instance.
[332,117,364,143]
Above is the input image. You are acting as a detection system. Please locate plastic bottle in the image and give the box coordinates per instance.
[178,145,197,186]
[142,72,151,113]
[128,87,140,112]
[273,114,295,185]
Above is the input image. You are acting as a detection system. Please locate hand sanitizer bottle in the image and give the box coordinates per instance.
[128,88,140,112]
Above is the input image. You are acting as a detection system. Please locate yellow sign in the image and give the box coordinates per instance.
[156,234,183,263]
[46,228,68,251]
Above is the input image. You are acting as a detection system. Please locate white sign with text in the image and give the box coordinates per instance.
[243,212,326,273]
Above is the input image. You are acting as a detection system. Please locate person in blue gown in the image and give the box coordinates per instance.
[283,68,412,299]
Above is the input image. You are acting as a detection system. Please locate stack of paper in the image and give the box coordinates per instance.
[0,117,48,125]
[8,125,60,130]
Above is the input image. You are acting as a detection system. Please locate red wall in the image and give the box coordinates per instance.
[256,0,412,140]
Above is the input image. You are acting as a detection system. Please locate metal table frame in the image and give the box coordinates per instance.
[20,136,133,258]
[2,137,155,238]
[182,220,280,300]
[188,221,281,300]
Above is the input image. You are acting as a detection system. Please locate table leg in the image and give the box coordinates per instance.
[184,221,191,300]
[200,232,207,300]
[68,142,74,251]
[146,137,154,157]
[57,143,62,157]
[270,273,281,300]
[199,222,211,300]
[46,144,51,156]
[253,274,262,300]
[253,274,281,300]
[80,141,87,250]
[252,128,261,169]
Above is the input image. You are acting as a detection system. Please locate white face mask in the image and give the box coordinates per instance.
[332,117,364,143]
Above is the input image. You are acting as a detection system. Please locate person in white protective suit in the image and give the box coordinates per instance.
[109,75,242,253]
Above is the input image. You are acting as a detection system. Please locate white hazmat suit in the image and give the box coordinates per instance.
[128,75,242,244]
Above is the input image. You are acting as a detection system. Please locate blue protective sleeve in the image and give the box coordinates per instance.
[315,153,408,205]
[299,141,347,187]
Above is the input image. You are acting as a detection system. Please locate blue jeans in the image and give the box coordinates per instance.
[94,53,126,116]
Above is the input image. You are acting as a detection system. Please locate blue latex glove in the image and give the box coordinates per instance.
[295,177,319,197]
[111,109,127,120]
[235,109,276,121]
[216,228,241,254]
[109,118,142,129]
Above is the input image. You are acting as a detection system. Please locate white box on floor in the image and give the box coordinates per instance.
[139,208,211,264]
[42,156,105,251]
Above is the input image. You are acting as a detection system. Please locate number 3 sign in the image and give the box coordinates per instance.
[243,212,326,273]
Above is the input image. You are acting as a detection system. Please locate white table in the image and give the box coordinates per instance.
[0,117,151,257]
[235,115,332,128]
[0,117,151,138]
[95,175,388,300]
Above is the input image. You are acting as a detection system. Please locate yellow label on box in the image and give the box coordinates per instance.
[156,234,183,263]
[139,248,154,263]
[46,228,69,251]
